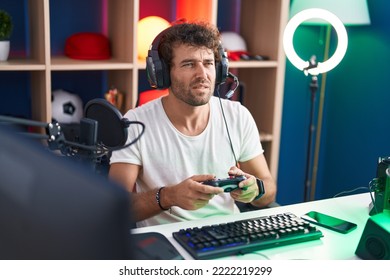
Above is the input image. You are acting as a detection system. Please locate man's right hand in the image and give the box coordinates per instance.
[161,174,224,210]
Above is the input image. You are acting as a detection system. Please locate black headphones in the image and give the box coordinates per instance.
[146,26,229,89]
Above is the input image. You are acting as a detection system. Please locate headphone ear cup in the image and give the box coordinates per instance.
[146,52,158,89]
[146,49,171,89]
[146,29,171,89]
[216,45,229,85]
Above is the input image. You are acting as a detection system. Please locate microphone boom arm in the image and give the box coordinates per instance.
[225,72,240,99]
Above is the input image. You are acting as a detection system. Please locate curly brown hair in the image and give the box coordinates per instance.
[158,21,222,68]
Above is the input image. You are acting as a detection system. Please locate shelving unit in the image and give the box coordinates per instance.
[228,0,289,179]
[0,0,289,179]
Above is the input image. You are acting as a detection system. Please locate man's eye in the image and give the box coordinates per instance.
[182,63,193,68]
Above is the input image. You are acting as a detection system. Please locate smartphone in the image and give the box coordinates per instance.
[301,211,357,234]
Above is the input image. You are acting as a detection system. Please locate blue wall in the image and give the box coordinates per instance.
[277,0,390,205]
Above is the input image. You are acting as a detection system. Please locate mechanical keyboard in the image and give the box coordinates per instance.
[172,212,323,259]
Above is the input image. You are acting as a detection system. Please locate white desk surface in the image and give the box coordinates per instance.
[132,193,373,260]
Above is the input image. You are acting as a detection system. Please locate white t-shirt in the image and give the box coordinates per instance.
[110,96,263,227]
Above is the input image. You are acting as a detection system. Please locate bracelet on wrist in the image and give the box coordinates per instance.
[253,178,265,201]
[156,187,170,211]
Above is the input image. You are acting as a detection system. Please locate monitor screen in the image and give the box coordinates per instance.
[0,125,134,260]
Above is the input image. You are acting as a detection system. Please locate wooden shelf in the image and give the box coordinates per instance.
[50,57,134,71]
[0,59,46,71]
[229,60,279,68]
[260,132,274,142]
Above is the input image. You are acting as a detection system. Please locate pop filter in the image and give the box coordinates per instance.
[84,99,129,148]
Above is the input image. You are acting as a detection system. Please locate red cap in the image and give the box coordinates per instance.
[64,32,111,60]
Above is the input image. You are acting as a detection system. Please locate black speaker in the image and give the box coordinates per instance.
[146,25,229,89]
[355,212,390,259]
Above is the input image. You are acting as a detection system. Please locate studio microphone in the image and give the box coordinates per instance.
[225,72,240,99]
[0,114,104,159]
[84,98,145,151]
[0,102,145,173]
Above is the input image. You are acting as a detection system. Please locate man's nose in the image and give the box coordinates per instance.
[195,63,208,79]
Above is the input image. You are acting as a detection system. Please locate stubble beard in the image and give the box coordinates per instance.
[170,78,215,107]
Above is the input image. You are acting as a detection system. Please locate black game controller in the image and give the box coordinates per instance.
[202,175,246,192]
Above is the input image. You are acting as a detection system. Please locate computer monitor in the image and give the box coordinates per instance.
[0,124,134,260]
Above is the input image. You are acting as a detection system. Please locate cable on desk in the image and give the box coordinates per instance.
[333,186,370,198]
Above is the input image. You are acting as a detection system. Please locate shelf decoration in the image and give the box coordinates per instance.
[64,32,111,60]
[0,9,13,61]
[137,16,170,61]
[105,87,124,111]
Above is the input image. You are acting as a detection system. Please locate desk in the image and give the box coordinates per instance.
[132,193,372,260]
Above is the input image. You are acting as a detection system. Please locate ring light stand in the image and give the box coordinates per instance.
[283,8,348,201]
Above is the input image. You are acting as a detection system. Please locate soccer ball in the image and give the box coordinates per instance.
[51,89,83,124]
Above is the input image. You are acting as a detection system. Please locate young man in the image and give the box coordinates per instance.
[109,21,277,227]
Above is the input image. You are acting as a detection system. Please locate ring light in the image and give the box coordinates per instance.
[283,8,348,76]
